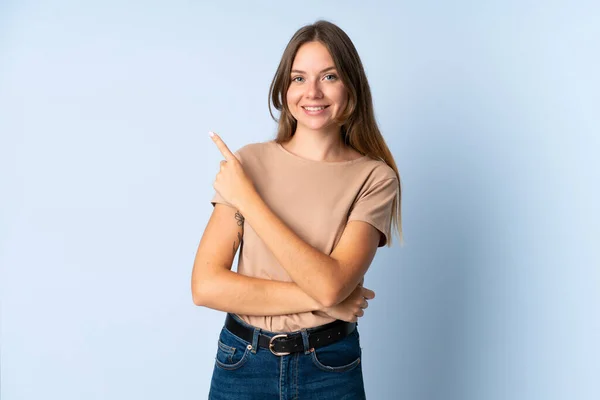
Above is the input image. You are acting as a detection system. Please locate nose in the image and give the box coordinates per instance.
[305,79,323,99]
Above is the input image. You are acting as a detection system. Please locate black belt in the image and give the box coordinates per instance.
[224,313,356,356]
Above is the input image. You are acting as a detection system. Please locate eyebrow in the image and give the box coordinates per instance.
[290,66,337,74]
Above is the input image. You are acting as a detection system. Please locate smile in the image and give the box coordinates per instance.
[302,105,329,115]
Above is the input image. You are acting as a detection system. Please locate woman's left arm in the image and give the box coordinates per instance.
[210,132,382,307]
[241,195,380,308]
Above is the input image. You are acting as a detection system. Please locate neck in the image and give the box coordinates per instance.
[284,126,348,162]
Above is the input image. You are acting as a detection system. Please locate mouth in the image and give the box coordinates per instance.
[302,105,330,113]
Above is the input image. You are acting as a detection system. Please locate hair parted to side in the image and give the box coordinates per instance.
[268,19,403,246]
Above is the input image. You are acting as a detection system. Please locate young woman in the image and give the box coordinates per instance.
[192,20,402,400]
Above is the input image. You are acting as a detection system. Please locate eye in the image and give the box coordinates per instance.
[324,74,338,81]
[292,76,304,83]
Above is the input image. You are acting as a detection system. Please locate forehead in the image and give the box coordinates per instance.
[291,41,335,70]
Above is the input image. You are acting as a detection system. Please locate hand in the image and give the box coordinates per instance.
[209,131,256,211]
[321,279,375,323]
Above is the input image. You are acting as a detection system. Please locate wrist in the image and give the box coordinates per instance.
[239,188,261,218]
[317,301,330,312]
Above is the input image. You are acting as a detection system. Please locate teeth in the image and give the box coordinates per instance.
[304,106,325,111]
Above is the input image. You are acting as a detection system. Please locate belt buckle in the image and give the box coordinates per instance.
[269,334,291,356]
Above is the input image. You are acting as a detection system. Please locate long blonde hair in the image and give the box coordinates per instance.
[268,20,403,246]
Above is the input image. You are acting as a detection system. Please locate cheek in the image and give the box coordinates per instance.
[339,95,348,110]
[286,87,300,106]
[286,90,303,119]
[331,86,348,108]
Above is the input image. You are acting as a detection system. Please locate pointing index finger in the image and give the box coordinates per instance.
[209,131,235,162]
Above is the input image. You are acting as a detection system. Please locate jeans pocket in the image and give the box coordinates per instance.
[310,327,362,373]
[214,327,252,371]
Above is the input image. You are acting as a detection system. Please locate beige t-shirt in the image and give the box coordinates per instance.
[211,140,398,332]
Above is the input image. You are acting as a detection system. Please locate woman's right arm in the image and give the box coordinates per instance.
[191,203,325,315]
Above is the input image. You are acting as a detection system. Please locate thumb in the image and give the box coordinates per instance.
[362,288,375,300]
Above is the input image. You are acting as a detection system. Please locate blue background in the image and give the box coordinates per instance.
[1,1,598,399]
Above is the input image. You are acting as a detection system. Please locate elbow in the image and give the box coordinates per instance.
[191,285,205,306]
[191,277,211,306]
[319,262,345,308]
[320,296,338,309]
[320,286,342,309]
[192,269,227,306]
[321,278,358,308]
[192,267,228,306]
[192,289,204,306]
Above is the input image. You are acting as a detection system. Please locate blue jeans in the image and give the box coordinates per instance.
[208,313,366,399]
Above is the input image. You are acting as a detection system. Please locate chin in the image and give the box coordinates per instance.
[301,125,330,133]
[298,120,335,132]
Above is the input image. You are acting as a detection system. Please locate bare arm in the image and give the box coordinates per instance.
[209,134,396,308]
[191,203,325,315]
[240,193,380,307]
[195,269,324,316]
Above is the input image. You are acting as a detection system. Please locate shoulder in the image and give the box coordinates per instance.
[232,140,275,163]
[361,158,398,185]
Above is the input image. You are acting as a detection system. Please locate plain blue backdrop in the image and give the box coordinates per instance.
[1,1,598,399]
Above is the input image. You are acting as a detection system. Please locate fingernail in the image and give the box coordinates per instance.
[208,131,215,137]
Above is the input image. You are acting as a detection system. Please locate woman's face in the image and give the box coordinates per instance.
[286,41,348,135]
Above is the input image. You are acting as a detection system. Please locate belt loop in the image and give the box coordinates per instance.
[251,327,260,354]
[300,328,311,355]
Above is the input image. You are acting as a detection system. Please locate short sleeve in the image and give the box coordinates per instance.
[210,150,242,209]
[210,191,233,208]
[347,177,398,247]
